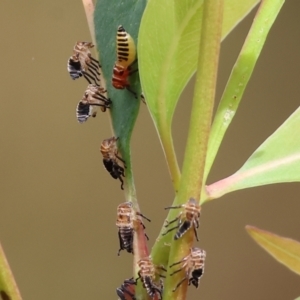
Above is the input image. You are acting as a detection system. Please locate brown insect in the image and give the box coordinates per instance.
[68,42,101,85]
[76,84,111,123]
[100,137,126,189]
[116,202,150,255]
[136,257,166,299]
[112,25,138,98]
[169,247,206,291]
[116,278,136,300]
[163,198,201,241]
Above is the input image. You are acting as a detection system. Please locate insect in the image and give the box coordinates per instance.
[169,247,206,292]
[136,257,166,299]
[100,137,126,189]
[116,278,136,300]
[116,202,150,255]
[112,25,138,98]
[162,198,201,241]
[76,84,111,123]
[68,42,101,85]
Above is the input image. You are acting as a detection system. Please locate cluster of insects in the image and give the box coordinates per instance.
[68,26,206,300]
[115,198,206,299]
[67,26,139,188]
[67,25,137,123]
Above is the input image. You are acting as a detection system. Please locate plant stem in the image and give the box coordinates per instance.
[0,243,22,300]
[82,0,96,45]
[203,0,285,187]
[164,0,224,299]
[177,0,223,204]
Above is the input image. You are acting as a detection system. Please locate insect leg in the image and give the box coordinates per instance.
[193,224,199,241]
[136,212,151,222]
[172,275,188,292]
[90,56,101,67]
[162,225,180,236]
[165,216,180,226]
[169,257,187,270]
[165,205,183,210]
[119,175,124,190]
[86,67,100,84]
[87,61,101,74]
[82,73,92,84]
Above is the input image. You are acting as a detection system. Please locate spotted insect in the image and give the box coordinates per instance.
[116,202,150,255]
[163,198,201,241]
[100,137,126,189]
[68,42,101,85]
[116,278,137,300]
[169,247,206,292]
[112,25,138,98]
[76,84,111,123]
[136,257,166,300]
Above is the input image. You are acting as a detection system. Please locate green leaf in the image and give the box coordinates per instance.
[205,0,285,181]
[0,243,22,300]
[138,0,259,189]
[246,226,300,276]
[94,0,147,196]
[207,106,300,200]
[294,297,300,300]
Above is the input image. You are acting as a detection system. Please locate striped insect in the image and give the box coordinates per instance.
[136,257,166,299]
[169,247,206,291]
[116,202,150,255]
[100,137,126,189]
[112,25,138,98]
[68,42,101,85]
[116,278,137,300]
[76,84,111,123]
[163,198,201,241]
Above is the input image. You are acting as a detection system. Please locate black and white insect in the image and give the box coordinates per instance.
[67,42,101,85]
[136,257,166,299]
[100,137,126,189]
[76,84,111,123]
[116,202,150,255]
[163,198,201,241]
[169,247,206,292]
[116,278,136,300]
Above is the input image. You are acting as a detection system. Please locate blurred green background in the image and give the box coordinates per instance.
[0,1,299,299]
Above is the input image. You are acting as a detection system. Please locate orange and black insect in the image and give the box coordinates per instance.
[100,137,126,189]
[136,257,166,299]
[116,278,137,300]
[112,25,138,98]
[116,202,150,255]
[68,42,101,85]
[163,198,201,241]
[76,84,111,123]
[169,247,206,291]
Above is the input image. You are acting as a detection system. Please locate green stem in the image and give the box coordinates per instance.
[177,0,223,203]
[0,243,22,300]
[164,0,224,299]
[82,0,96,45]
[203,0,285,188]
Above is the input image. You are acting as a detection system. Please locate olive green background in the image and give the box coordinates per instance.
[0,1,299,299]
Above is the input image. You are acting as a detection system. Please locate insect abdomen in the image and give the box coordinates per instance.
[119,226,134,254]
[174,220,191,240]
[116,25,136,68]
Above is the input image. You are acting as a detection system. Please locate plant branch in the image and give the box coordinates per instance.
[203,0,285,187]
[0,243,22,300]
[163,0,224,299]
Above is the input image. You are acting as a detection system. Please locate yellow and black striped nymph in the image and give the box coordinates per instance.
[116,25,136,68]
